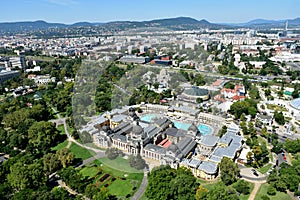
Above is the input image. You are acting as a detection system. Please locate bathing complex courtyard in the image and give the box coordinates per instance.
[83,103,236,179]
[140,113,212,135]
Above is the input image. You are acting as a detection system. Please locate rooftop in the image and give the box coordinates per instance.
[199,135,219,147]
[198,161,218,174]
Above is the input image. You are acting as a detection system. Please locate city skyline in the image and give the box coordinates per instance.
[0,0,299,24]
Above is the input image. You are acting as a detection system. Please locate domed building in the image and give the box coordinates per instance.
[291,98,300,110]
[178,86,210,103]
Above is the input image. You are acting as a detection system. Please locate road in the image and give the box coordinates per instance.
[239,165,268,182]
[131,168,149,200]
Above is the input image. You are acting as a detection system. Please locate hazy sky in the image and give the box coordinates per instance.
[1,0,299,23]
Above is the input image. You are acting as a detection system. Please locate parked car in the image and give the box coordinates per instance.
[251,169,259,176]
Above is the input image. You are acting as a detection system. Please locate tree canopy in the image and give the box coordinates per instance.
[146,166,198,200]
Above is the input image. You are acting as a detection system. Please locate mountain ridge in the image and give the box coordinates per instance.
[0,16,300,33]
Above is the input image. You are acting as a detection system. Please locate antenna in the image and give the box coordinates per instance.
[285,20,288,31]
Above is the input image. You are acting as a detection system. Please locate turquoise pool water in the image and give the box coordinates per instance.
[140,114,212,135]
[140,114,162,123]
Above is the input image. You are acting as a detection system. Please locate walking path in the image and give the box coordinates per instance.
[248,182,262,200]
[131,168,149,200]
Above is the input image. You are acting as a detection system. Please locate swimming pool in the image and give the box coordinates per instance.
[140,114,212,135]
[140,114,163,123]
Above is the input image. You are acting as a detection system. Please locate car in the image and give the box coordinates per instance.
[251,169,257,173]
[253,171,259,176]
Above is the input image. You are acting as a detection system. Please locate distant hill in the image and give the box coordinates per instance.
[0,20,67,32]
[105,17,223,30]
[234,18,300,28]
[0,17,300,33]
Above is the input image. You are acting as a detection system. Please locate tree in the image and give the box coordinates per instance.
[246,152,253,164]
[267,185,276,195]
[146,166,198,200]
[85,184,99,199]
[205,182,239,200]
[28,121,59,154]
[233,180,250,195]
[80,131,93,144]
[153,82,159,89]
[105,148,123,160]
[274,179,287,192]
[240,113,246,122]
[56,148,74,168]
[292,90,299,99]
[284,139,300,154]
[218,125,227,137]
[219,157,240,185]
[196,97,203,104]
[43,153,61,176]
[196,185,208,200]
[230,98,257,119]
[274,111,285,125]
[129,154,146,170]
[260,126,269,138]
[92,188,117,200]
[7,161,46,190]
[261,195,270,200]
[264,89,271,96]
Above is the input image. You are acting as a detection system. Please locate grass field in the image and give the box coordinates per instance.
[107,179,134,197]
[98,156,143,174]
[78,158,143,198]
[80,166,99,178]
[69,142,96,160]
[254,183,292,200]
[84,143,106,150]
[258,163,272,174]
[51,140,68,151]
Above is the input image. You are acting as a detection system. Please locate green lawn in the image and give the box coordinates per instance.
[255,183,292,200]
[69,142,96,160]
[94,159,143,185]
[98,156,143,174]
[203,181,220,190]
[80,166,99,178]
[107,179,134,197]
[77,159,144,198]
[258,163,273,174]
[51,140,68,151]
[84,143,106,150]
[266,104,288,112]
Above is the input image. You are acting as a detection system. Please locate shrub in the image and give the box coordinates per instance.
[260,195,270,200]
[267,186,276,196]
